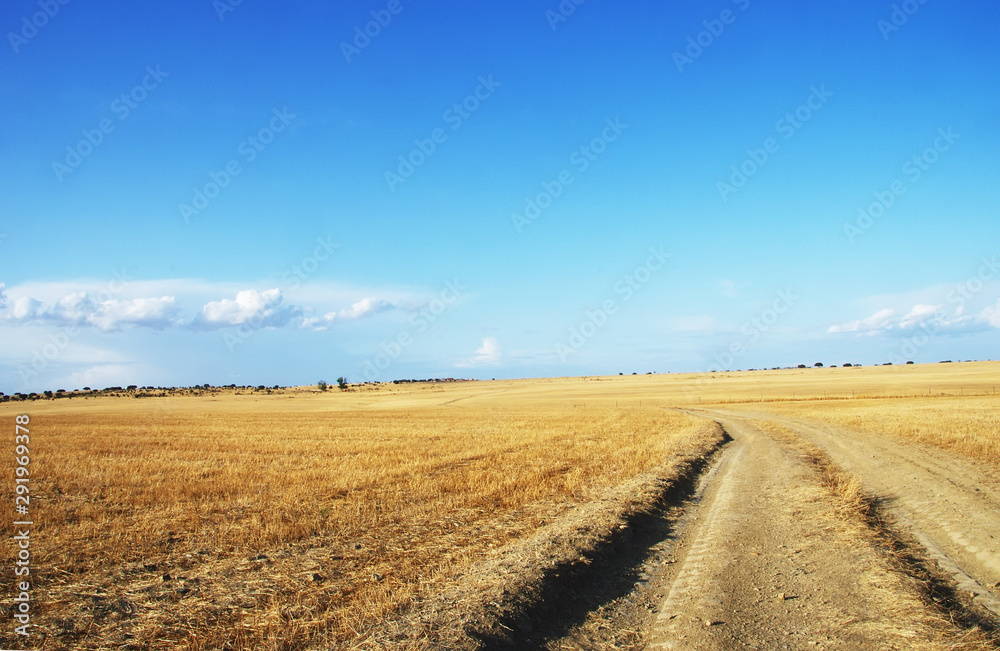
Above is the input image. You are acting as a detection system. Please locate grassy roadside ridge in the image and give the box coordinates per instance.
[358,420,728,650]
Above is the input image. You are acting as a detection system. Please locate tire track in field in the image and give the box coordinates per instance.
[647,444,744,648]
[756,413,1000,618]
[645,414,962,650]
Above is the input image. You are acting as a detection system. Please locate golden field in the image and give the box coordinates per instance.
[0,360,996,649]
[760,395,1000,465]
[676,360,1000,465]
[0,382,720,650]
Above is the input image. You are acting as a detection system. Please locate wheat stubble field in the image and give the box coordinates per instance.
[1,361,998,650]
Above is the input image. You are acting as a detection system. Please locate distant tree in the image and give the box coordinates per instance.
[797,364,807,369]
[814,362,824,367]
[318,380,328,392]
[905,361,914,365]
[337,377,348,390]
[843,363,852,367]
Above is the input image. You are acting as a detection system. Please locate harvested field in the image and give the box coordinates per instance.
[760,395,1000,466]
[0,388,721,649]
[2,361,998,649]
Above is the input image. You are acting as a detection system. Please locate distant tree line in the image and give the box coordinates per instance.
[0,383,285,402]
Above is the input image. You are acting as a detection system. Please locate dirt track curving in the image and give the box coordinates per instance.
[729,408,1000,618]
[361,407,998,649]
[643,412,970,650]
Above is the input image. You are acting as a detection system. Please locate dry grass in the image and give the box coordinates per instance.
[0,384,718,650]
[2,361,997,648]
[760,395,1000,467]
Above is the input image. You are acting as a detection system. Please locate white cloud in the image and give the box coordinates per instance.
[11,296,43,320]
[1,288,180,331]
[0,278,424,334]
[979,299,1000,328]
[828,302,999,337]
[827,308,897,334]
[338,297,393,320]
[898,304,941,329]
[91,297,180,330]
[456,337,502,367]
[301,297,395,330]
[196,288,300,329]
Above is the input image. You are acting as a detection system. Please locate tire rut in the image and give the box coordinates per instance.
[733,410,1000,619]
[647,414,969,650]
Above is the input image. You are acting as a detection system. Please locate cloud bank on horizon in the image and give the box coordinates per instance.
[0,279,413,334]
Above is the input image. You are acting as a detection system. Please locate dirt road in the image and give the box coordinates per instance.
[641,411,997,650]
[365,407,997,649]
[742,409,1000,617]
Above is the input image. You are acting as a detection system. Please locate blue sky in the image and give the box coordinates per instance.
[2,0,998,392]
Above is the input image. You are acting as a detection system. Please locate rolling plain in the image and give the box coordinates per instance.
[1,361,998,649]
